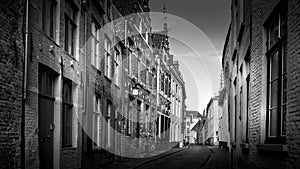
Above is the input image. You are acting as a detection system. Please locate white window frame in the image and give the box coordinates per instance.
[91,20,100,69]
[107,103,112,148]
[114,47,120,86]
[105,37,112,79]
[92,94,101,149]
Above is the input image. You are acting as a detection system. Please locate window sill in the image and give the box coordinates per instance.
[257,144,288,152]
[62,147,77,151]
[62,50,77,62]
[38,29,59,47]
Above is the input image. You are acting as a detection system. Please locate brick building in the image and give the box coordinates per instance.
[222,0,300,169]
[0,0,187,168]
[0,0,24,168]
[169,60,186,146]
[25,0,84,168]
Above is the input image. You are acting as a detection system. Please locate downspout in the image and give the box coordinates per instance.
[81,1,88,167]
[21,0,29,168]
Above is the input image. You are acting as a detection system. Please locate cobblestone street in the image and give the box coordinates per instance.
[102,146,229,169]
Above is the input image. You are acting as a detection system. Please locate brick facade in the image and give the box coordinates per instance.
[0,0,24,168]
[0,0,187,168]
[222,0,300,169]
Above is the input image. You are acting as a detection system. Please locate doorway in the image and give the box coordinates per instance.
[38,68,55,169]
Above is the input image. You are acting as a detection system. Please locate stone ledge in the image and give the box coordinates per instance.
[257,144,288,152]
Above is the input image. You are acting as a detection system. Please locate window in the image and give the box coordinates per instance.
[91,19,100,69]
[128,51,132,76]
[39,69,54,97]
[266,9,287,143]
[114,47,120,86]
[65,1,78,56]
[93,94,101,148]
[42,0,57,39]
[160,73,164,92]
[106,102,112,148]
[126,110,132,136]
[234,94,237,142]
[246,75,250,143]
[62,79,73,148]
[104,37,112,79]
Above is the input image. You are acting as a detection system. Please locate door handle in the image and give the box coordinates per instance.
[40,138,45,142]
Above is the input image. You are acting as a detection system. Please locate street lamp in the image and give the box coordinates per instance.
[132,85,139,96]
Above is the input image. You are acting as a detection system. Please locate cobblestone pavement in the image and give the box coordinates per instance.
[101,147,190,169]
[204,147,230,169]
[101,146,230,169]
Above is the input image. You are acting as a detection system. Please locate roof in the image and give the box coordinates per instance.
[112,0,142,16]
[186,111,202,118]
[191,120,202,131]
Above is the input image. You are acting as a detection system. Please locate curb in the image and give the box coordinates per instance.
[131,147,190,169]
[199,147,213,168]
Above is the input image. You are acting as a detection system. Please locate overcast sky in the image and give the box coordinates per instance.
[149,0,231,113]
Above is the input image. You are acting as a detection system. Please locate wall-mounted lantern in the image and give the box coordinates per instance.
[132,85,139,97]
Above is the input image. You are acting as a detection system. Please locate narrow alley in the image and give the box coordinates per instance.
[1,0,300,169]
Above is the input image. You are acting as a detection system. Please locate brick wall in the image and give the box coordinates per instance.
[286,0,300,168]
[25,0,83,168]
[0,0,24,168]
[222,0,300,169]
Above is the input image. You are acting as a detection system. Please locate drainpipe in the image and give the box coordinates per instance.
[21,0,29,168]
[81,0,88,167]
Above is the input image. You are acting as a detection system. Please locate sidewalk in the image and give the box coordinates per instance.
[102,147,189,169]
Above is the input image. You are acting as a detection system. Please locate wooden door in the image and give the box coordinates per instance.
[38,69,55,169]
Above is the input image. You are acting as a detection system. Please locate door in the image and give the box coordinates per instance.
[38,69,55,169]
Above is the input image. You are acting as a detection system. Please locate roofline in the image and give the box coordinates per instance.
[222,23,231,68]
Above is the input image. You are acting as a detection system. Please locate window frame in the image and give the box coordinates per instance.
[92,94,101,149]
[42,0,57,40]
[106,101,112,148]
[265,7,287,144]
[104,36,112,79]
[62,78,73,148]
[64,1,78,57]
[91,19,101,69]
[114,47,120,86]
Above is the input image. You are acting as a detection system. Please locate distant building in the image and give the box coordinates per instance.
[201,97,219,146]
[185,111,202,144]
